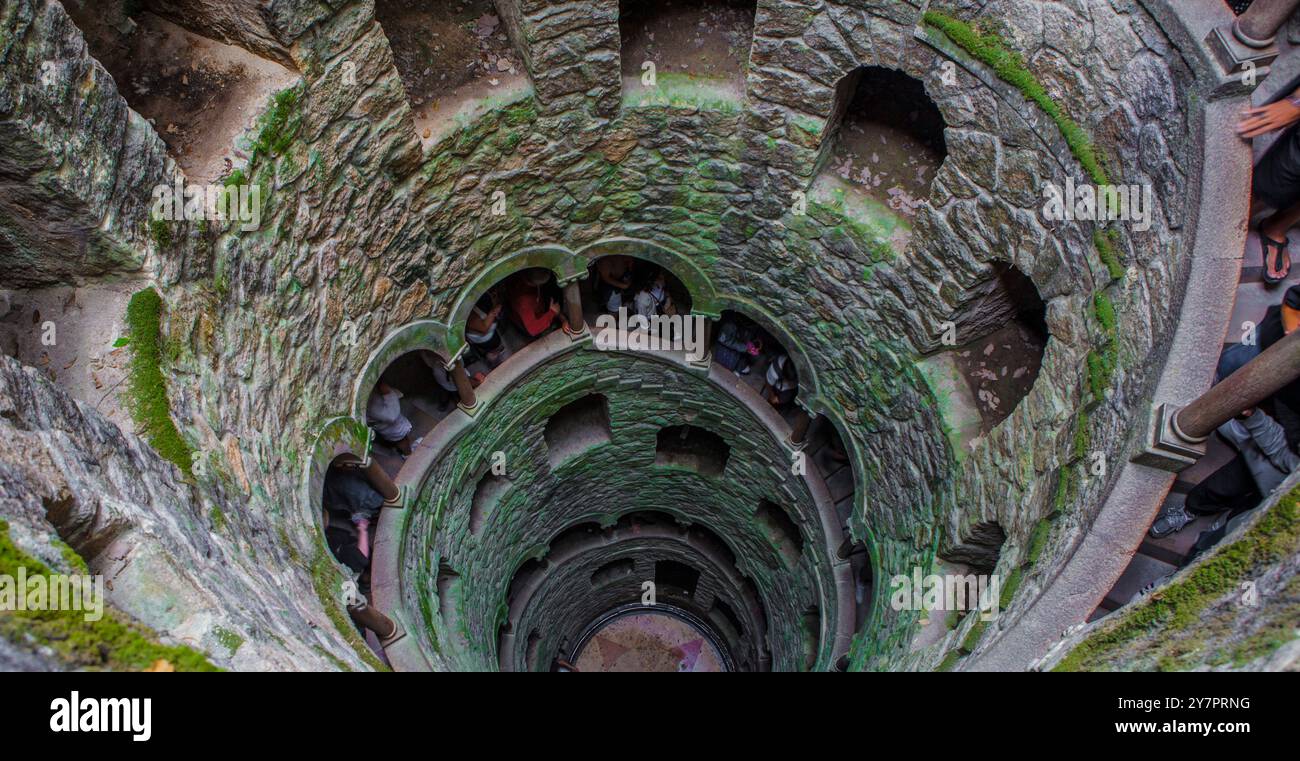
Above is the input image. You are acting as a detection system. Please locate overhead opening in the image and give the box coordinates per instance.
[436,560,469,649]
[544,394,612,468]
[946,265,1048,432]
[373,0,532,150]
[654,560,701,598]
[591,559,636,588]
[469,471,510,536]
[939,521,1006,576]
[619,0,755,108]
[807,66,946,263]
[61,1,298,183]
[755,499,804,570]
[655,424,730,476]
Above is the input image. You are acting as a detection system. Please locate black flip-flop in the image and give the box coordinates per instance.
[1259,224,1290,285]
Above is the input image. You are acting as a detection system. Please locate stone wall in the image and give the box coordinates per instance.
[0,0,1205,670]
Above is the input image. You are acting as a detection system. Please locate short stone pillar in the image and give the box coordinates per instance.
[787,407,813,449]
[449,356,478,414]
[1139,327,1300,470]
[1208,0,1300,74]
[361,459,401,507]
[347,599,404,648]
[1235,0,1300,47]
[561,276,590,341]
[689,315,714,369]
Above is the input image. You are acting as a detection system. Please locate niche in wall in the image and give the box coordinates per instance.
[655,424,730,476]
[544,394,612,468]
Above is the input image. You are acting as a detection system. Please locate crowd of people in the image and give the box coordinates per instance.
[1144,83,1300,570]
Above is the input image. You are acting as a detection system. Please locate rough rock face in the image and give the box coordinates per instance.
[0,355,360,670]
[0,0,1238,671]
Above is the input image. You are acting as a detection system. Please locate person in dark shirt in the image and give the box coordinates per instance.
[322,462,384,573]
[1255,285,1300,449]
[1240,85,1300,283]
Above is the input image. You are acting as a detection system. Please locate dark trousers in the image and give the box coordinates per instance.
[1184,454,1260,517]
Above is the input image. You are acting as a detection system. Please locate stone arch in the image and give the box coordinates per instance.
[302,416,373,559]
[351,319,452,420]
[714,294,823,406]
[578,238,724,317]
[444,246,582,354]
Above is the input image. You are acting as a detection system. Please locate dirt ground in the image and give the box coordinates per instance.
[821,68,947,215]
[951,319,1046,432]
[0,278,147,427]
[63,3,297,184]
[619,0,755,85]
[375,0,530,148]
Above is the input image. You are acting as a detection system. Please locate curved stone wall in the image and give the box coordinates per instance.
[0,0,1221,671]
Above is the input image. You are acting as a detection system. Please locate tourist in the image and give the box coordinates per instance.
[507,268,568,339]
[595,255,634,314]
[713,317,760,375]
[764,353,798,408]
[633,268,673,320]
[419,350,460,411]
[1239,85,1300,284]
[1149,347,1298,539]
[322,461,384,570]
[1255,284,1300,448]
[366,380,415,456]
[466,289,506,368]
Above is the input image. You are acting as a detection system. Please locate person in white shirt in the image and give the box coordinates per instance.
[366,381,414,455]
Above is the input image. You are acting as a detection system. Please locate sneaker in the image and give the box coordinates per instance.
[1148,502,1192,538]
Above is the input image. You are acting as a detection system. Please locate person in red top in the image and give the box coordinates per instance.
[507,268,568,338]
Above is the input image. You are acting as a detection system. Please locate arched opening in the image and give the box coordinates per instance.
[655,424,731,476]
[544,395,612,468]
[755,499,804,570]
[585,254,693,320]
[945,265,1048,432]
[373,0,533,149]
[814,66,948,213]
[61,0,298,184]
[619,0,756,107]
[462,267,569,381]
[712,310,801,417]
[469,470,510,536]
[363,349,457,467]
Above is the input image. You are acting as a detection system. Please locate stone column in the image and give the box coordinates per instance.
[450,357,478,414]
[561,277,590,340]
[361,459,401,507]
[1141,328,1300,469]
[788,407,813,449]
[689,315,714,369]
[1235,0,1300,47]
[347,600,403,647]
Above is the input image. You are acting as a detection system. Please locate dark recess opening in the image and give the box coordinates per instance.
[755,499,804,569]
[655,559,701,597]
[544,394,612,467]
[591,558,636,588]
[800,605,820,672]
[619,0,756,89]
[655,424,730,476]
[939,521,1006,576]
[469,471,510,535]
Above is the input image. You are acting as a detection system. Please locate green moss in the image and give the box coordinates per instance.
[1093,229,1125,282]
[1054,482,1300,671]
[1072,408,1091,460]
[0,519,219,671]
[924,10,1110,186]
[1086,348,1112,400]
[54,540,88,574]
[1094,291,1117,334]
[1024,516,1054,567]
[123,289,194,476]
[999,567,1023,609]
[935,650,962,672]
[212,626,244,654]
[148,217,172,249]
[309,548,390,672]
[959,618,987,653]
[250,87,302,164]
